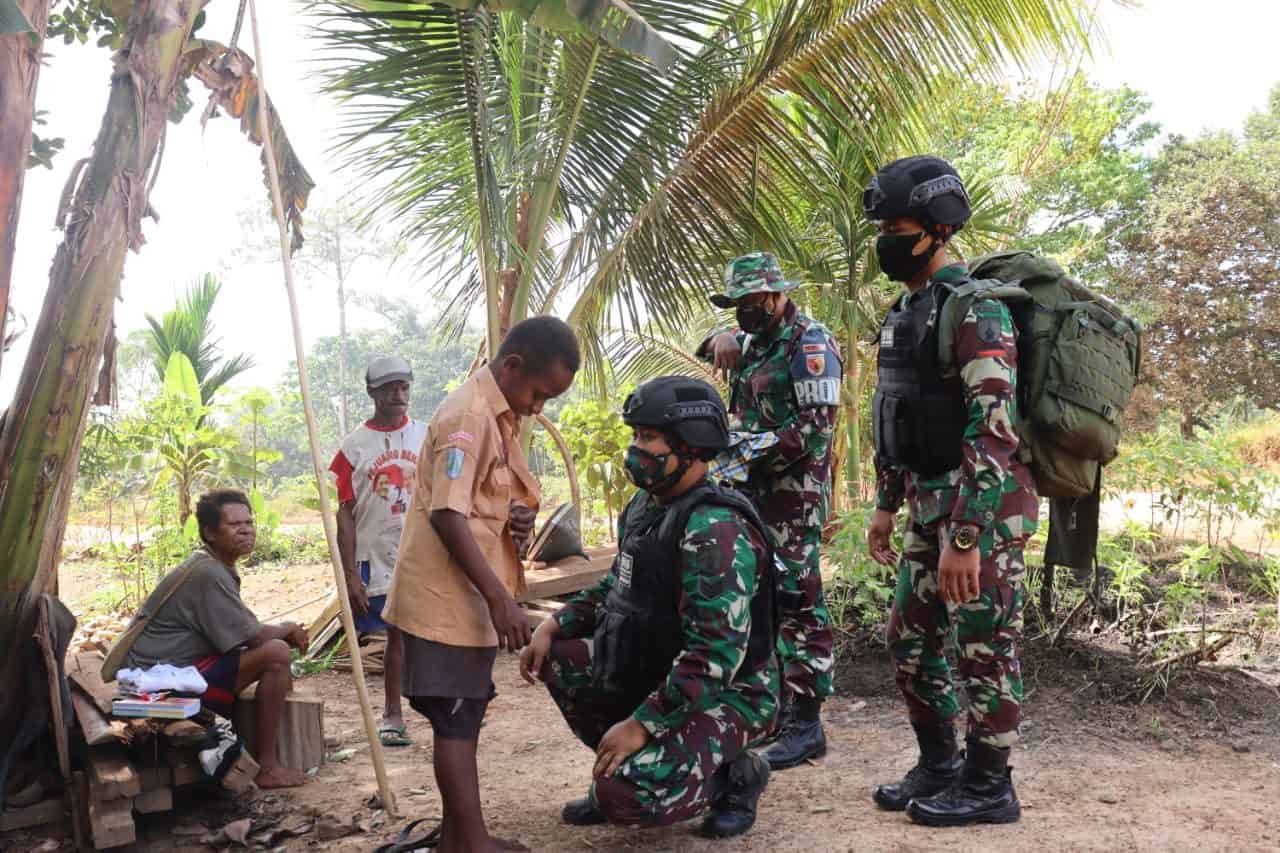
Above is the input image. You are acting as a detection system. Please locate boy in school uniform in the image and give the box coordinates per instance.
[385,316,579,853]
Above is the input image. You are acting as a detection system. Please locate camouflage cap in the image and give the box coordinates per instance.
[709,251,798,308]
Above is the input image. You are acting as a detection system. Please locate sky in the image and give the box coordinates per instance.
[2,0,1278,408]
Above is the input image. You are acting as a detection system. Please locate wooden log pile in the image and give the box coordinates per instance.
[51,651,320,849]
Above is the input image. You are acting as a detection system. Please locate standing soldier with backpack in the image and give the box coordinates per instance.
[862,156,1037,827]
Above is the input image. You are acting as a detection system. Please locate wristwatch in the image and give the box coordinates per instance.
[950,524,979,552]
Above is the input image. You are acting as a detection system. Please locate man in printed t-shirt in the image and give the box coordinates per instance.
[329,355,428,746]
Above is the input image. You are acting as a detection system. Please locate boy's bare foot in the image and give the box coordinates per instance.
[255,765,308,788]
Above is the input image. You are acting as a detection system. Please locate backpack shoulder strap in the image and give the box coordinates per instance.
[100,554,205,681]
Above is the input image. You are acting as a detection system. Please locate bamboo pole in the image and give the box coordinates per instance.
[246,0,396,816]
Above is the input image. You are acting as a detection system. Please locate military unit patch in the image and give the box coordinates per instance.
[802,342,826,353]
[806,354,826,376]
[881,327,895,348]
[444,447,465,480]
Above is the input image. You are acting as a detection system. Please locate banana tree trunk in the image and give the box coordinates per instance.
[0,0,50,379]
[0,0,206,743]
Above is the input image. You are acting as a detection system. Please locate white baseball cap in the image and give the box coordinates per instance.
[366,355,413,388]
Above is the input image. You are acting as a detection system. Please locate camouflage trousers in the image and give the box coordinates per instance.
[760,493,834,701]
[886,518,1028,749]
[543,638,764,826]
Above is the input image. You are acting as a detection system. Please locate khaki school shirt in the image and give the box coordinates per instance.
[384,367,540,647]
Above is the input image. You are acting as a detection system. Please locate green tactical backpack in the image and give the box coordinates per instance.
[936,250,1143,498]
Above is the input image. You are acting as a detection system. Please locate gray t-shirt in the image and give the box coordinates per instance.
[122,549,261,669]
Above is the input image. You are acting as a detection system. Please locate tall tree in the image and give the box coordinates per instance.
[0,0,205,754]
[144,273,254,406]
[1115,85,1280,435]
[239,201,404,434]
[320,0,1089,388]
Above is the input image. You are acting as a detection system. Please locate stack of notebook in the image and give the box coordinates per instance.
[111,693,201,720]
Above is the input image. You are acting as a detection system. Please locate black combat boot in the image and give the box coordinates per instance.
[905,738,1021,827]
[697,751,771,838]
[760,695,826,770]
[561,795,607,826]
[871,721,963,811]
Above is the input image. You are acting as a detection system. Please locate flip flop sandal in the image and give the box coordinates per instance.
[373,818,441,852]
[378,724,413,747]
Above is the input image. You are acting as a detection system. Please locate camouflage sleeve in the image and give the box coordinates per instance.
[553,499,628,639]
[750,328,840,473]
[552,572,614,640]
[875,459,906,513]
[694,327,747,363]
[950,297,1020,530]
[753,404,837,475]
[631,505,764,737]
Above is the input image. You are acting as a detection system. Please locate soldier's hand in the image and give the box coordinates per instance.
[594,717,650,779]
[867,509,899,566]
[710,332,742,379]
[519,619,558,684]
[938,543,982,604]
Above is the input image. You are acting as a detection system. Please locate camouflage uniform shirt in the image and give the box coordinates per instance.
[554,498,779,737]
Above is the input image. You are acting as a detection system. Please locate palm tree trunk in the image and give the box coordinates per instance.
[0,0,205,744]
[0,0,50,379]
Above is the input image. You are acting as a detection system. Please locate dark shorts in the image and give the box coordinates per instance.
[194,651,241,718]
[401,633,497,740]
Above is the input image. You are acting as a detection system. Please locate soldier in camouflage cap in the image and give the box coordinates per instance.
[863,155,1035,827]
[699,251,841,772]
[709,251,800,308]
[519,376,779,840]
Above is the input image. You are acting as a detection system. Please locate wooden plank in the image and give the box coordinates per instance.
[67,651,116,717]
[137,765,171,792]
[88,748,141,801]
[517,554,613,602]
[72,771,93,848]
[0,796,67,831]
[233,685,324,772]
[72,691,127,746]
[303,594,342,658]
[37,598,86,852]
[132,787,172,814]
[171,761,204,787]
[89,796,135,849]
[161,719,206,747]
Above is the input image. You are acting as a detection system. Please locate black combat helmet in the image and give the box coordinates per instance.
[863,155,972,232]
[622,376,729,459]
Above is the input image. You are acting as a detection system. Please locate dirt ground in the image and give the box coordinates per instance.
[15,558,1280,853]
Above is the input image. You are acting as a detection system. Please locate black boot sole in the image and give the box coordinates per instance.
[871,788,911,812]
[764,741,827,771]
[905,802,1022,827]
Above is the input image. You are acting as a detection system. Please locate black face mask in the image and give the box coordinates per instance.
[736,301,774,334]
[876,232,939,283]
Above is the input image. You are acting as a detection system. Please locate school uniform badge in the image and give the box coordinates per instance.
[444,447,465,480]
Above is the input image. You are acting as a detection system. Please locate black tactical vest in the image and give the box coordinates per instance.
[591,484,778,704]
[873,281,967,476]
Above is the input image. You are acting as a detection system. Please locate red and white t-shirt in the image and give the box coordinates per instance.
[329,416,429,597]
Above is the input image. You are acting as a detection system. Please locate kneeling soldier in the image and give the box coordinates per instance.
[520,376,779,839]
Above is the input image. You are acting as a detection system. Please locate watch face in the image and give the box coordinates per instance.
[953,526,978,550]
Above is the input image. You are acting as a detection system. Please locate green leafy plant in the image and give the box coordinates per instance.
[825,504,898,632]
[554,394,634,530]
